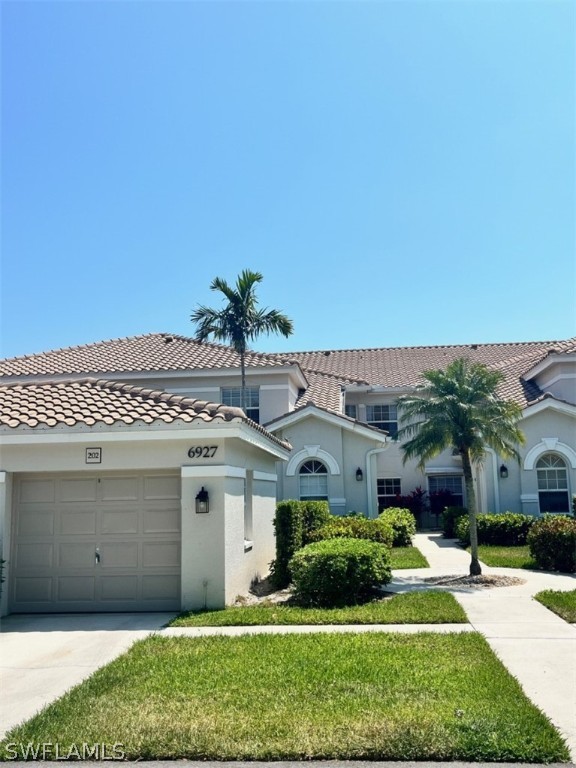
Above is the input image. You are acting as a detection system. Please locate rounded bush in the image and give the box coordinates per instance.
[309,515,394,547]
[527,515,576,573]
[441,506,468,538]
[378,507,416,546]
[289,537,391,607]
[456,512,535,546]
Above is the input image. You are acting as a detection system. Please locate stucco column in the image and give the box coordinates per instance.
[180,465,247,611]
[0,471,12,617]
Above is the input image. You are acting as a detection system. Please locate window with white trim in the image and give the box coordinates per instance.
[221,386,259,423]
[299,460,328,501]
[537,454,570,513]
[377,478,401,511]
[365,404,398,438]
[428,475,464,514]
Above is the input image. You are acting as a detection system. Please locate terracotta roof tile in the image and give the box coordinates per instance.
[0,333,286,378]
[0,378,290,449]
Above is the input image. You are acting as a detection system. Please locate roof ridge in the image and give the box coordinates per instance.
[281,339,564,356]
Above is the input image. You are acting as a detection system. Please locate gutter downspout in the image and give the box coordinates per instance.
[366,443,390,519]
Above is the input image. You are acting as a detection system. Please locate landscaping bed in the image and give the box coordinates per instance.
[1,632,568,762]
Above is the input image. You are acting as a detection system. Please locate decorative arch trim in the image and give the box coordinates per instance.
[524,439,576,470]
[286,446,341,476]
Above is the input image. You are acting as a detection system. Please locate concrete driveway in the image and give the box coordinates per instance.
[0,613,175,739]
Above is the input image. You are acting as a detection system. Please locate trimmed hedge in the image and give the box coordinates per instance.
[378,507,417,547]
[290,537,391,607]
[441,506,468,538]
[456,512,535,547]
[527,515,576,573]
[271,500,331,587]
[309,515,394,547]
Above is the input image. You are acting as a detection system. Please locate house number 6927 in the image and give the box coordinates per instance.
[188,446,218,459]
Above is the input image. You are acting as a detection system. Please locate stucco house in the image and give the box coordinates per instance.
[0,333,574,615]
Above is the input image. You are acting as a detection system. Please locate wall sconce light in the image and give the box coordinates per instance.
[356,467,363,482]
[499,464,509,479]
[195,486,209,513]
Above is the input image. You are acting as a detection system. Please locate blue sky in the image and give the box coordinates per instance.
[1,0,574,359]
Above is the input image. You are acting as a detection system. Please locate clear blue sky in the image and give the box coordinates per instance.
[1,0,575,359]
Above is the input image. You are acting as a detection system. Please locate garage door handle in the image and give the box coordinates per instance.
[95,548,101,564]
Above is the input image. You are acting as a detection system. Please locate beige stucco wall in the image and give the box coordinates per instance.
[533,361,576,404]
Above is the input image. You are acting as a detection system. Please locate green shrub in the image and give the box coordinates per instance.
[527,515,576,573]
[456,512,535,546]
[271,500,331,587]
[309,515,394,547]
[441,506,468,538]
[290,537,391,607]
[379,507,416,546]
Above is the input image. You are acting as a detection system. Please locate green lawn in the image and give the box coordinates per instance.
[390,545,429,569]
[534,589,576,624]
[170,590,466,627]
[1,632,568,762]
[473,544,537,569]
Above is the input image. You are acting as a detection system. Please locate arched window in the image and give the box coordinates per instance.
[299,460,328,501]
[537,454,570,513]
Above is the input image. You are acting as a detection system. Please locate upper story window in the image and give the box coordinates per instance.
[221,386,260,423]
[365,403,398,438]
[299,459,328,501]
[344,404,357,419]
[537,454,570,513]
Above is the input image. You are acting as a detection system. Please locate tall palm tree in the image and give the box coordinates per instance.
[397,358,525,575]
[191,269,293,415]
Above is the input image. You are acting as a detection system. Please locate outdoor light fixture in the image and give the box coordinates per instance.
[195,486,209,513]
[499,464,509,479]
[356,467,363,482]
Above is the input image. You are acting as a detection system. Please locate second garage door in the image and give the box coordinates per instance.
[10,472,181,613]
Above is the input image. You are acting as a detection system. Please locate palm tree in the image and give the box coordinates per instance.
[397,358,525,575]
[191,269,293,415]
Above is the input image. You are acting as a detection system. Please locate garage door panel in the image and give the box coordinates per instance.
[60,509,97,535]
[15,543,54,568]
[19,479,56,504]
[143,575,180,600]
[143,542,180,567]
[99,542,138,568]
[100,476,139,501]
[14,577,53,602]
[101,510,139,534]
[58,577,95,601]
[144,476,180,500]
[100,576,139,600]
[143,508,180,534]
[16,508,55,536]
[59,542,96,568]
[11,473,182,612]
[59,478,98,502]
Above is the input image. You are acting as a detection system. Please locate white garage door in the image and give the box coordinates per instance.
[10,473,181,612]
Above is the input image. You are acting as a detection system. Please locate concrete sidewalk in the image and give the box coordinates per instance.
[388,533,576,761]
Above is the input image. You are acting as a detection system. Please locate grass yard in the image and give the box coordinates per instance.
[0,632,568,762]
[390,545,429,569]
[534,589,576,624]
[473,544,537,569]
[171,590,466,627]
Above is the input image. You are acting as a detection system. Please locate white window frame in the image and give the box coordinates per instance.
[377,478,401,511]
[536,454,570,514]
[221,386,260,423]
[365,403,398,438]
[299,459,328,501]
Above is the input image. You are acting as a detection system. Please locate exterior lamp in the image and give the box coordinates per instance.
[356,467,363,482]
[499,465,509,479]
[195,486,209,513]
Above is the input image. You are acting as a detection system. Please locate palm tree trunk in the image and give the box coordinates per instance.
[240,350,247,416]
[461,451,482,576]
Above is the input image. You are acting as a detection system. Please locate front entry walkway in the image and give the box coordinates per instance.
[389,533,576,760]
